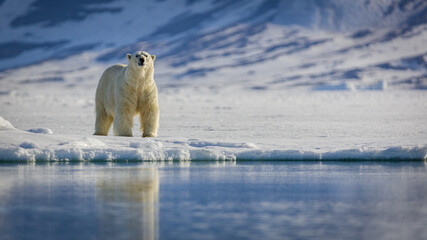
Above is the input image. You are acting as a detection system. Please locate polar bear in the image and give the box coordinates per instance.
[94,51,159,137]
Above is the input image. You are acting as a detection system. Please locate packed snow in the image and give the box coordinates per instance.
[0,0,426,161]
[0,87,426,161]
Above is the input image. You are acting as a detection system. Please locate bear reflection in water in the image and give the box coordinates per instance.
[96,167,159,240]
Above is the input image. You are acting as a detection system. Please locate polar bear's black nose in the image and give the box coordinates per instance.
[138,57,145,66]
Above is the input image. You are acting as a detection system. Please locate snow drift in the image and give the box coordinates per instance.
[1,89,426,162]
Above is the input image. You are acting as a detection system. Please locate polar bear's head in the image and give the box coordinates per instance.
[126,51,156,69]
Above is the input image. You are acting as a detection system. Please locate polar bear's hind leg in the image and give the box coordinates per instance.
[94,108,113,136]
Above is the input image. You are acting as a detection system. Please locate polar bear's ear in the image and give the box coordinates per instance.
[126,53,132,61]
[151,55,156,61]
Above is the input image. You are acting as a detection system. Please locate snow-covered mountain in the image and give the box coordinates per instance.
[1,0,427,90]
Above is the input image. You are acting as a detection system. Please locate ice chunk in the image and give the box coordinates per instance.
[27,128,53,134]
[0,116,14,130]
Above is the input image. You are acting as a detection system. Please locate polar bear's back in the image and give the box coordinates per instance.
[102,64,126,82]
[95,64,127,116]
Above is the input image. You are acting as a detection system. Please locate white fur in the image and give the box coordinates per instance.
[94,51,159,137]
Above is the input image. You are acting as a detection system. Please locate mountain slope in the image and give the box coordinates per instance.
[0,0,427,90]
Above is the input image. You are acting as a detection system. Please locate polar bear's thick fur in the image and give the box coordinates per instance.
[94,51,159,137]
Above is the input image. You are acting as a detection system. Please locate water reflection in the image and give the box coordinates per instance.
[0,162,426,240]
[96,167,159,240]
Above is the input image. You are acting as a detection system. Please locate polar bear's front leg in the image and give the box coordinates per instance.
[140,106,159,138]
[113,107,134,137]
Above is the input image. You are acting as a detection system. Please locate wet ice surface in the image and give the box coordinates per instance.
[0,161,426,240]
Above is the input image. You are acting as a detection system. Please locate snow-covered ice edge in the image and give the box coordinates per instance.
[1,116,425,161]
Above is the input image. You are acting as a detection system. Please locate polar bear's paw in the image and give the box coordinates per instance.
[143,132,157,138]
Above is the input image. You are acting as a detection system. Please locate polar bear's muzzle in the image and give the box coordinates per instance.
[138,57,145,66]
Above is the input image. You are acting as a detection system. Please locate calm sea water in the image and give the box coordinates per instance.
[0,161,426,240]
